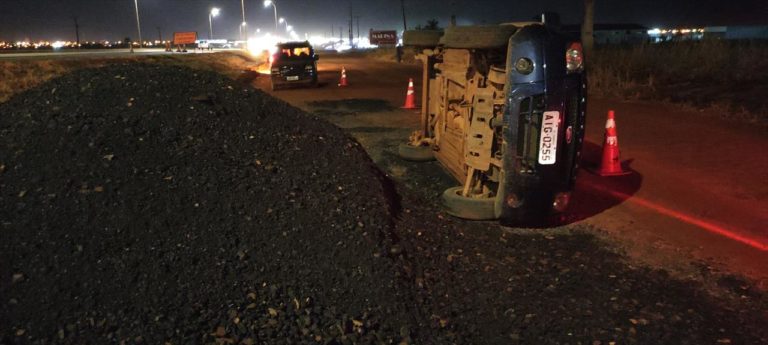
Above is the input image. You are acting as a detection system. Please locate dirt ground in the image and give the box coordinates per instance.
[1,53,766,344]
[255,53,768,290]
[0,51,257,103]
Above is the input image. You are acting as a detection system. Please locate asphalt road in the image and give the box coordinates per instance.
[0,48,228,60]
[254,53,768,289]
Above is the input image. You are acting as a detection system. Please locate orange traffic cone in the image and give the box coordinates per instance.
[338,67,348,87]
[592,110,630,176]
[401,78,417,109]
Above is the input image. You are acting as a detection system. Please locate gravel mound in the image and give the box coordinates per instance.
[0,64,417,344]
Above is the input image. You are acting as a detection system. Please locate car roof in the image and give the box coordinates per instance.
[277,41,311,48]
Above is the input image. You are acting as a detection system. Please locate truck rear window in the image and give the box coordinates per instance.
[278,47,312,59]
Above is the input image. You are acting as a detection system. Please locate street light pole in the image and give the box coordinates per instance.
[133,0,142,50]
[264,1,278,33]
[279,18,290,32]
[209,8,220,40]
[241,0,247,41]
[400,0,407,32]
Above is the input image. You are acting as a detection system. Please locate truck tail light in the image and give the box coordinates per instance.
[552,192,571,212]
[566,42,583,73]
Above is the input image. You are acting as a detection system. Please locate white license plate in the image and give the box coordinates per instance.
[538,111,560,165]
[286,76,299,81]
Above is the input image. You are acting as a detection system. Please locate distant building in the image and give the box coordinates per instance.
[592,24,649,44]
[564,24,768,45]
[647,28,705,42]
[562,24,649,45]
[719,26,768,39]
[647,26,768,41]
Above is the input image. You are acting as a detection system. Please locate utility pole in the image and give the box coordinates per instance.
[157,26,162,42]
[339,26,343,43]
[400,0,407,32]
[133,0,142,50]
[582,0,595,60]
[348,6,354,47]
[240,0,248,42]
[450,0,457,27]
[331,25,334,38]
[73,16,80,47]
[355,16,361,42]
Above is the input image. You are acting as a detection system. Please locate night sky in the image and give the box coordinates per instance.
[0,0,766,41]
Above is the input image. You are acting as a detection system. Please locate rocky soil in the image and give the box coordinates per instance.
[0,63,418,344]
[1,63,766,344]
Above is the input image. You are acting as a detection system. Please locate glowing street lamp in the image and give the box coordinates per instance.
[279,18,291,32]
[264,0,278,32]
[240,22,248,43]
[241,0,248,41]
[209,7,220,40]
[133,0,142,51]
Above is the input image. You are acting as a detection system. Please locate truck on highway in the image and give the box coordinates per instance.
[399,15,587,226]
[269,41,319,90]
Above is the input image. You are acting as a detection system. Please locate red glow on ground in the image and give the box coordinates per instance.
[590,184,768,252]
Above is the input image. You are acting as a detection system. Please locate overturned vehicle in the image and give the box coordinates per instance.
[399,16,587,226]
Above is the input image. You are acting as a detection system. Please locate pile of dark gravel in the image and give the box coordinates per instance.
[393,207,768,344]
[0,63,420,344]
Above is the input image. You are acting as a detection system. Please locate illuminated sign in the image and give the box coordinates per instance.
[173,32,198,45]
[369,30,397,45]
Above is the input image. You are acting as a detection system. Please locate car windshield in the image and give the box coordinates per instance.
[277,46,312,59]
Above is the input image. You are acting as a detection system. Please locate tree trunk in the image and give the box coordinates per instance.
[582,0,595,60]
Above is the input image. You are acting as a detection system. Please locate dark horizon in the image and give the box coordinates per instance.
[0,0,766,41]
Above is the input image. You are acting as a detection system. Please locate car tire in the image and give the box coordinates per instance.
[441,187,498,220]
[442,25,518,49]
[397,143,435,162]
[403,30,443,47]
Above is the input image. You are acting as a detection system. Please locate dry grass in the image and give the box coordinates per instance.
[368,41,768,123]
[589,40,768,123]
[0,51,260,103]
[0,60,71,103]
[359,47,419,64]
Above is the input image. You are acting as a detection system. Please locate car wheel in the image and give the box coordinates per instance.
[441,187,498,220]
[397,143,435,162]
